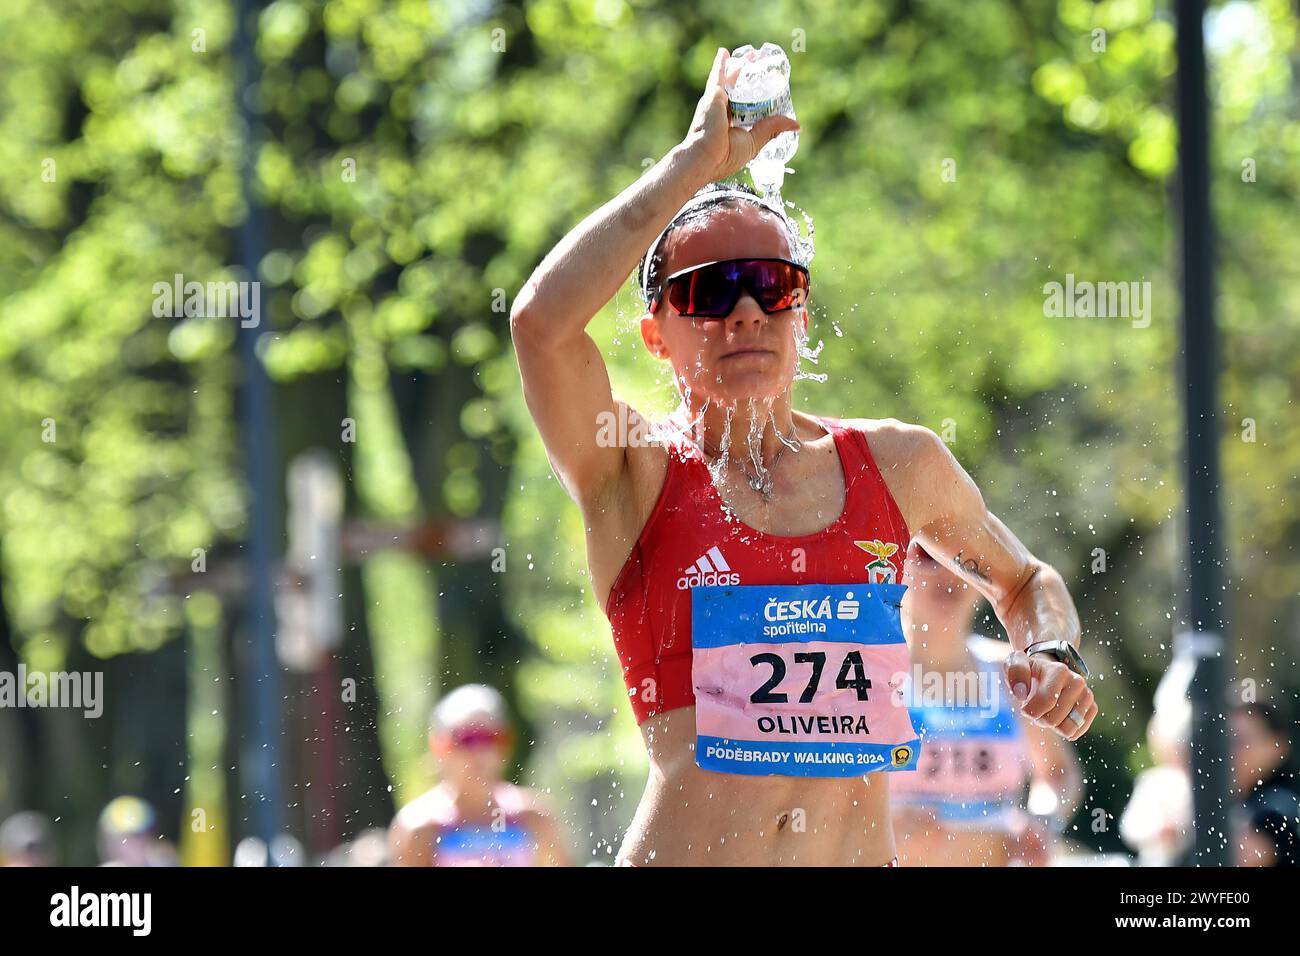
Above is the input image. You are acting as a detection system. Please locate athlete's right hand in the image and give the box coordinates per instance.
[1004,649,1096,742]
[679,47,801,183]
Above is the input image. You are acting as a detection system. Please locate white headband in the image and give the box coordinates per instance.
[639,188,792,302]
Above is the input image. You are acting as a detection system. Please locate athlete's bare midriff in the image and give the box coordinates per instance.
[584,412,913,866]
[618,707,897,866]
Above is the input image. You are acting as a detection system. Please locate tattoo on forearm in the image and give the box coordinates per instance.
[953,550,991,584]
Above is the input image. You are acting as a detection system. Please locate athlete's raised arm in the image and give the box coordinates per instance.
[882,423,1096,741]
[509,48,798,504]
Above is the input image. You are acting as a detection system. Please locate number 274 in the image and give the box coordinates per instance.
[748,651,872,704]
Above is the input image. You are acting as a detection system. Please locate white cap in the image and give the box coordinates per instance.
[639,186,795,303]
[429,683,509,734]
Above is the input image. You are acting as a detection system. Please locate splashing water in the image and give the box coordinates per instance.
[793,319,828,385]
[770,406,803,454]
[743,397,771,478]
[780,197,826,385]
[709,405,736,493]
[685,395,812,518]
[784,198,816,268]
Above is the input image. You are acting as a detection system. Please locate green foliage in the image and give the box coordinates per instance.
[0,0,242,664]
[1,0,1297,858]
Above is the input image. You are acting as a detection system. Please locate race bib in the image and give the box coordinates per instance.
[894,677,1029,826]
[436,825,536,867]
[691,583,921,777]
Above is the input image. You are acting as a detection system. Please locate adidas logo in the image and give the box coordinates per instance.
[677,546,741,590]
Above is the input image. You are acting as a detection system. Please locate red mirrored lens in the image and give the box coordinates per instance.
[451,728,505,749]
[750,260,807,311]
[663,259,808,318]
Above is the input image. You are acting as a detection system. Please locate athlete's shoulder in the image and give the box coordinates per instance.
[823,417,947,472]
[824,416,937,448]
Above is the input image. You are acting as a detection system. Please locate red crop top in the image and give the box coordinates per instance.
[604,414,911,723]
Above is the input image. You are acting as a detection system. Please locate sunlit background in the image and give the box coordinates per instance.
[0,0,1296,865]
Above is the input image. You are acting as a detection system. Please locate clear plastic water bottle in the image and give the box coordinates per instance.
[724,43,798,195]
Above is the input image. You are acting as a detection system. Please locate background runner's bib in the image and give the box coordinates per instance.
[691,583,921,777]
[435,824,536,867]
[891,641,1031,827]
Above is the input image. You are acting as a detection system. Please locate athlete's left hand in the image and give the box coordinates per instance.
[1004,651,1096,741]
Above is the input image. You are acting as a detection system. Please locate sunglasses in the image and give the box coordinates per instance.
[448,727,508,750]
[649,258,810,319]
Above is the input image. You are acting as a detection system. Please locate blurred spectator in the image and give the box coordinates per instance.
[234,832,306,867]
[98,796,178,867]
[270,832,304,867]
[347,828,391,867]
[233,836,268,867]
[1119,765,1193,866]
[1120,654,1194,865]
[0,811,57,866]
[1232,702,1299,867]
[321,828,391,867]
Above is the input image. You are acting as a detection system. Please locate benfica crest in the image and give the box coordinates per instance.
[854,539,899,584]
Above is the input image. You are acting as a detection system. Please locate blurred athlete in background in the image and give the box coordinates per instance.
[892,545,1084,866]
[390,684,568,866]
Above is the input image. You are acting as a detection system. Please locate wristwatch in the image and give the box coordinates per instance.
[1024,639,1090,679]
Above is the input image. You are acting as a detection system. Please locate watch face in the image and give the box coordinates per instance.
[1030,641,1089,679]
[1058,643,1089,679]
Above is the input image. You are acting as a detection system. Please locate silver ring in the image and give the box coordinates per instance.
[1067,706,1084,726]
